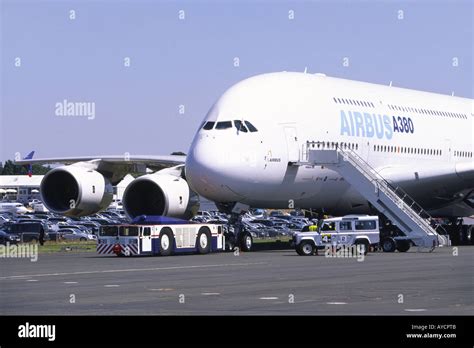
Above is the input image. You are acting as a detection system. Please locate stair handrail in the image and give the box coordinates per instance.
[303,141,448,237]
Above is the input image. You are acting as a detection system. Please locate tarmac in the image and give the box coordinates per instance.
[1,246,472,315]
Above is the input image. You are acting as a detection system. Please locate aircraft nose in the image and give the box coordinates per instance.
[186,130,260,202]
[185,135,224,196]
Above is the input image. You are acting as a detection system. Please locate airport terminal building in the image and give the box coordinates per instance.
[0,175,43,203]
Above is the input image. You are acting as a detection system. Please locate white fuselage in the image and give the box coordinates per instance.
[185,72,474,217]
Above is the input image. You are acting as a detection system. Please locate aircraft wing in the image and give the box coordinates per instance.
[15,155,186,184]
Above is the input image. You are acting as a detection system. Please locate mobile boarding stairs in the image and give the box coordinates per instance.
[297,141,450,251]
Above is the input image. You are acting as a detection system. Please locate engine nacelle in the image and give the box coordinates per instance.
[40,166,113,217]
[123,172,199,220]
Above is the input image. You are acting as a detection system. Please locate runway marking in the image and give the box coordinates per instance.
[260,297,279,300]
[0,262,267,280]
[404,308,427,312]
[26,279,38,282]
[149,288,174,291]
[202,292,220,296]
[104,285,120,288]
[64,281,78,284]
[326,302,347,305]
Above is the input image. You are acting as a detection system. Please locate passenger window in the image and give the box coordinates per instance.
[355,220,376,230]
[203,121,215,130]
[143,227,151,237]
[244,121,258,132]
[215,121,232,130]
[339,221,352,231]
[234,120,248,132]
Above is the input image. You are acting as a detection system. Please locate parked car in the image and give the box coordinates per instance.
[48,227,84,241]
[271,215,293,221]
[287,222,306,231]
[58,229,97,241]
[27,199,41,207]
[74,222,101,235]
[33,214,50,220]
[15,218,46,225]
[6,222,47,243]
[47,217,72,224]
[250,219,277,227]
[0,215,11,225]
[32,203,49,213]
[0,230,20,244]
[101,211,127,221]
[196,211,212,218]
[90,218,117,225]
[249,209,266,218]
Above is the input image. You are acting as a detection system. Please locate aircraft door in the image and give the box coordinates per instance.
[284,127,300,163]
[360,140,370,162]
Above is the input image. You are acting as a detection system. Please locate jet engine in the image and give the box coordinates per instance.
[123,172,199,220]
[40,165,113,217]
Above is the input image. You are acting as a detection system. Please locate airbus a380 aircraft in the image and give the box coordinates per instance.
[17,72,474,241]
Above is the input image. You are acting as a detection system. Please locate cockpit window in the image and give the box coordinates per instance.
[233,120,248,132]
[244,121,258,132]
[215,121,233,130]
[202,121,215,130]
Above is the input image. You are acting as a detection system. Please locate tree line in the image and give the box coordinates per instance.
[0,160,51,175]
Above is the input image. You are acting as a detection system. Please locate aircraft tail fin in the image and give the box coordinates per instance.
[23,151,35,177]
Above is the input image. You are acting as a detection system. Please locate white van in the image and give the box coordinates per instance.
[293,215,380,256]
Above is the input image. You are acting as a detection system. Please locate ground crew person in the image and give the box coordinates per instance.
[310,224,319,254]
[38,226,45,246]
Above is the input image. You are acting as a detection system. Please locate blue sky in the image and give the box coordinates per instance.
[1,0,472,162]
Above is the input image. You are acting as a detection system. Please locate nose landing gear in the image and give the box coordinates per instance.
[218,202,254,252]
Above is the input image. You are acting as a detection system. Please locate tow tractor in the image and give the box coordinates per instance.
[97,215,225,256]
[292,215,380,256]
